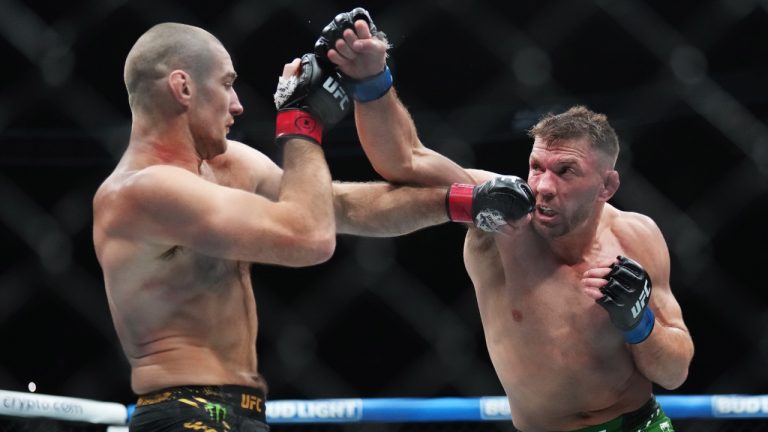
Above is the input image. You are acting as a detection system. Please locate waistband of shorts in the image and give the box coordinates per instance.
[136,385,267,422]
[569,396,660,432]
[621,396,660,430]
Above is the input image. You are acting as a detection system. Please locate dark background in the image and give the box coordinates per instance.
[1,0,767,425]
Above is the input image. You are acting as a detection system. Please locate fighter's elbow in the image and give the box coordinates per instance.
[648,349,693,390]
[284,221,336,266]
[301,232,336,265]
[275,236,335,267]
[656,368,689,390]
[374,161,416,185]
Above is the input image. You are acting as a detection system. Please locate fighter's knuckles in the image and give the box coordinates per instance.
[334,39,350,52]
[326,50,349,66]
[587,267,612,278]
[343,27,358,40]
[584,276,609,288]
[354,20,371,37]
[583,287,605,301]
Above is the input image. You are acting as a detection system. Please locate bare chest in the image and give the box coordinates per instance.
[466,229,623,325]
[462,230,641,416]
[464,231,635,369]
[471,248,606,343]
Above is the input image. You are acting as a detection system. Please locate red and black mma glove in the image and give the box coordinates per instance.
[314,7,393,102]
[597,256,655,344]
[275,53,351,146]
[446,176,534,232]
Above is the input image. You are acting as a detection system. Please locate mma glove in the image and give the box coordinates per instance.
[597,256,655,344]
[446,176,534,233]
[314,7,393,102]
[274,53,351,146]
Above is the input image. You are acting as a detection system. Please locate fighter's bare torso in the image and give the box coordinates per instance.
[93,142,274,395]
[464,205,651,431]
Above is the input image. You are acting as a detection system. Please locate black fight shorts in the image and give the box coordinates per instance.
[129,385,269,432]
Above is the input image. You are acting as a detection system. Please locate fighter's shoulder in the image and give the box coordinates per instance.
[126,165,194,190]
[95,165,195,213]
[606,205,664,244]
[225,140,271,160]
[217,140,278,172]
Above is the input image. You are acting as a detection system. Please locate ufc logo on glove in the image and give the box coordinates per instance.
[322,77,349,111]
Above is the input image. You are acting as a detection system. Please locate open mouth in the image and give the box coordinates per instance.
[537,205,557,219]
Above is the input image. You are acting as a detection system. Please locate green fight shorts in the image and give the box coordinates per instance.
[571,396,674,432]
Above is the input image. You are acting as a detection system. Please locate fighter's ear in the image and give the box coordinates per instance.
[168,70,192,106]
[600,170,619,201]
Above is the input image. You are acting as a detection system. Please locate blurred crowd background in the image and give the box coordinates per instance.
[1,0,767,415]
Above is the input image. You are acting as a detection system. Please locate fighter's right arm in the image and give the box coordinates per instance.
[355,91,475,186]
[100,55,349,267]
[315,10,536,234]
[105,141,335,268]
[316,9,476,187]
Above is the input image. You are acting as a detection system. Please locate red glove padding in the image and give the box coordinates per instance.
[274,53,350,146]
[446,176,534,232]
[275,109,323,145]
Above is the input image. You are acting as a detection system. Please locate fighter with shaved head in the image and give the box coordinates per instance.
[94,22,520,431]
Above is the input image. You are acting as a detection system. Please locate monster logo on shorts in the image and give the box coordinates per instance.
[205,402,227,423]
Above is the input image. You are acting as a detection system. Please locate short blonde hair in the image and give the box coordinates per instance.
[528,105,619,168]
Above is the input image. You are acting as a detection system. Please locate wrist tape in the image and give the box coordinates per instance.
[623,307,655,344]
[346,66,393,102]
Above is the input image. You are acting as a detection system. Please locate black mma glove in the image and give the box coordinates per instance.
[597,256,655,344]
[274,53,350,145]
[446,176,534,232]
[314,7,393,102]
[315,7,380,60]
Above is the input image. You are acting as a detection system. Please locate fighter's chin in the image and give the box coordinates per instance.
[532,214,564,237]
[199,139,228,160]
[214,140,228,157]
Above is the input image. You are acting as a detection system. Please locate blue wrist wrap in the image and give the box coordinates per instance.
[623,307,655,344]
[346,66,393,102]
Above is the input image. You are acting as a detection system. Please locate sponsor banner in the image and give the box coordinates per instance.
[266,399,363,423]
[713,395,768,418]
[0,390,127,424]
[479,396,511,420]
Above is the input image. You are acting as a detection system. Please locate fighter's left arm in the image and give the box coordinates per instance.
[222,142,446,237]
[583,213,694,389]
[625,215,694,389]
[332,182,448,237]
[332,174,535,237]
